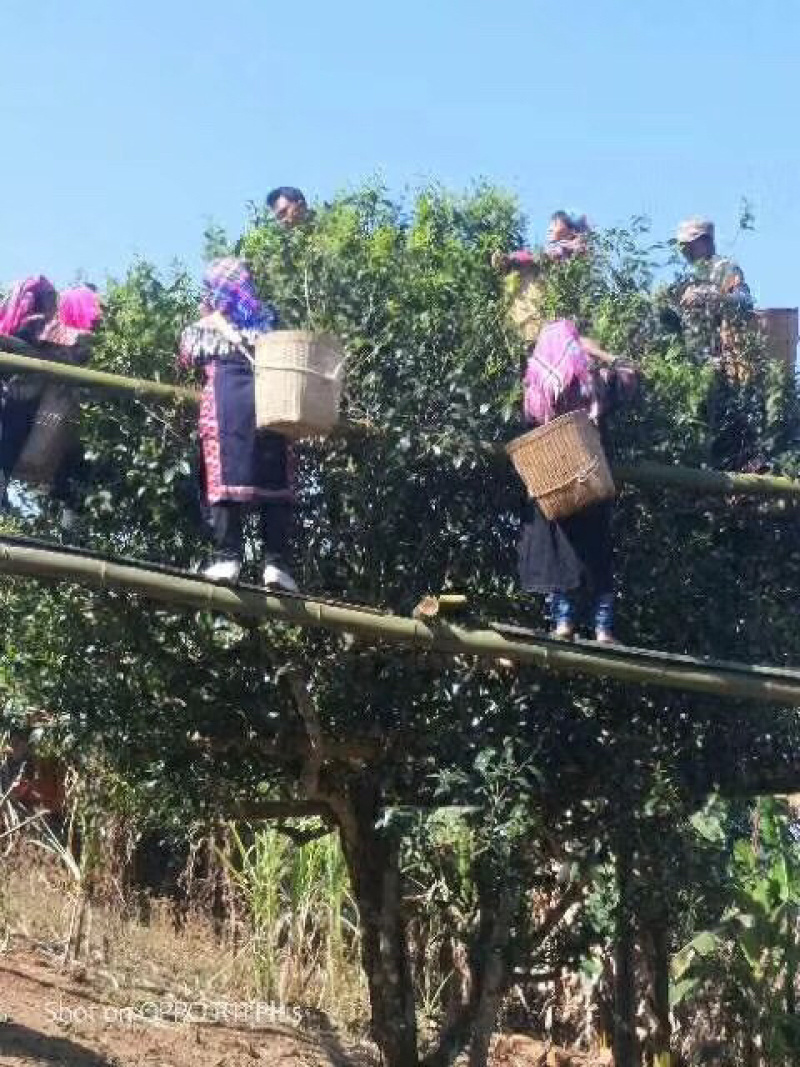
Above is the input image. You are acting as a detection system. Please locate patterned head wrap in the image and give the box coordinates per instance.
[202,258,276,332]
[58,286,103,331]
[0,276,57,336]
[523,319,591,425]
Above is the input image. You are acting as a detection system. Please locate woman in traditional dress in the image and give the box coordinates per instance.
[0,276,97,519]
[517,319,637,643]
[178,258,297,590]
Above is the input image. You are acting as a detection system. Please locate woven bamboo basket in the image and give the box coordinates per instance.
[254,331,344,440]
[13,384,80,487]
[755,309,798,371]
[506,410,616,520]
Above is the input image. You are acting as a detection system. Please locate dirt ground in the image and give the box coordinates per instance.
[0,948,374,1067]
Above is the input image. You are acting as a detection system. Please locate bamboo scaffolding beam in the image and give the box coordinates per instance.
[0,343,198,403]
[2,345,799,499]
[613,461,800,498]
[1,537,799,707]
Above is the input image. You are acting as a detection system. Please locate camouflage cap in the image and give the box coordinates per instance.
[676,217,715,244]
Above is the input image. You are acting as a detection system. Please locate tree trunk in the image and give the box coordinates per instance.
[614,828,639,1067]
[650,921,672,1067]
[467,889,514,1067]
[330,777,420,1067]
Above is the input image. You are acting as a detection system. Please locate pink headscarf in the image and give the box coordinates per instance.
[0,276,57,336]
[523,319,591,425]
[58,286,102,331]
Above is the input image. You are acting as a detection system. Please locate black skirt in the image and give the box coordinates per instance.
[518,498,613,596]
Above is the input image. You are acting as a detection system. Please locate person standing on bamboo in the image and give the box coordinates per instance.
[675,217,752,321]
[660,218,757,468]
[178,258,298,590]
[516,320,636,644]
[0,276,94,517]
[665,217,753,366]
[492,215,627,640]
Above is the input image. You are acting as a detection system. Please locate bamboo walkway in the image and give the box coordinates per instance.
[1,533,799,707]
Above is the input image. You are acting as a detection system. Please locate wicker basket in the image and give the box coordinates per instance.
[254,331,344,440]
[506,410,616,520]
[13,384,80,487]
[756,308,798,371]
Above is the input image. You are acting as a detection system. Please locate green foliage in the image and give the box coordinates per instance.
[672,798,800,1064]
[1,181,800,1059]
[222,822,363,1011]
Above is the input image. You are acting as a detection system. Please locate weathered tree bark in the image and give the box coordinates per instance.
[282,668,419,1067]
[422,885,513,1067]
[328,777,420,1067]
[613,827,639,1067]
[466,888,515,1067]
[424,881,581,1067]
[649,921,672,1067]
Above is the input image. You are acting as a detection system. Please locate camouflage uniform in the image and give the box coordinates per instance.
[679,254,753,366]
[672,221,761,469]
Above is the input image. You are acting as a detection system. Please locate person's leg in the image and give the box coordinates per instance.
[551,591,575,639]
[259,502,291,567]
[258,502,297,591]
[593,592,615,643]
[51,438,90,534]
[0,388,40,504]
[205,503,244,580]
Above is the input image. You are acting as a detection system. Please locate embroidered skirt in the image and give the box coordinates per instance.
[198,358,292,506]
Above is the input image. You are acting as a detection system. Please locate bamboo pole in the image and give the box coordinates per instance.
[1,538,800,706]
[2,346,799,499]
[614,460,800,498]
[0,343,198,403]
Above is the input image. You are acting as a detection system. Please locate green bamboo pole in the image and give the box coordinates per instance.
[1,537,799,706]
[613,461,800,498]
[3,345,800,499]
[0,345,198,403]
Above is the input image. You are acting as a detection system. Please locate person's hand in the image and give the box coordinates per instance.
[680,284,713,308]
[614,360,641,398]
[491,251,510,272]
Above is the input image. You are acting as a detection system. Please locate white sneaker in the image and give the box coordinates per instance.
[203,559,241,583]
[263,564,299,593]
[61,507,80,533]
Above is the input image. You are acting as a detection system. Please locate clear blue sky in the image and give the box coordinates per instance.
[2,0,797,306]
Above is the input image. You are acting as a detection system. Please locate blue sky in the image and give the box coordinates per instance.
[1,0,797,306]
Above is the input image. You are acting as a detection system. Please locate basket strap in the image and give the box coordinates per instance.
[206,312,255,366]
[255,362,343,381]
[575,456,600,484]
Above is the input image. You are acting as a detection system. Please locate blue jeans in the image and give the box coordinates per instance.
[548,592,614,634]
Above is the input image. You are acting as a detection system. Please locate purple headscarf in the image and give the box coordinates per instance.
[202,258,276,332]
[59,286,102,331]
[523,319,591,425]
[0,276,57,337]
